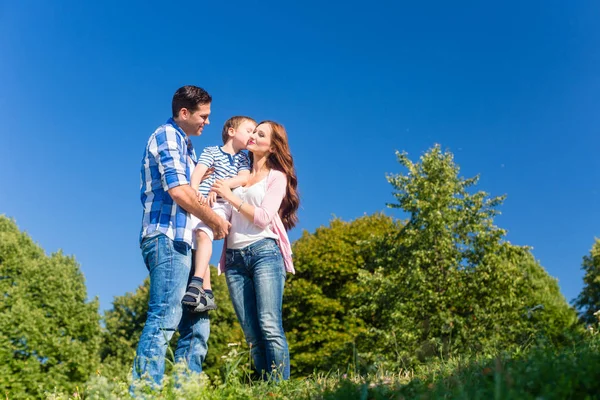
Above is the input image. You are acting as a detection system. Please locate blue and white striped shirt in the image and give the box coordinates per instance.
[196,146,251,196]
[140,118,197,247]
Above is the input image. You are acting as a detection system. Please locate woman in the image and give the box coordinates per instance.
[212,120,299,380]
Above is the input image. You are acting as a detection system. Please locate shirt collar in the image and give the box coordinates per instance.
[166,117,196,158]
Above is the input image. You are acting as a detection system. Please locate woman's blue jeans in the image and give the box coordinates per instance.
[132,233,210,386]
[225,238,290,380]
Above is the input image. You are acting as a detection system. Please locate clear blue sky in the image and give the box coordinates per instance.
[1,1,598,312]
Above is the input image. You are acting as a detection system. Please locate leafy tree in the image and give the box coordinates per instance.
[353,146,577,369]
[0,216,101,399]
[98,278,150,380]
[283,214,401,375]
[573,239,600,325]
[100,269,244,381]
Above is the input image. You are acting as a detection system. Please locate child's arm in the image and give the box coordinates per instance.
[221,170,250,189]
[192,147,216,192]
[190,164,210,190]
[221,152,251,190]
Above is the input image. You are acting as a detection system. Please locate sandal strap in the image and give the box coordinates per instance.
[182,281,205,307]
[187,281,205,293]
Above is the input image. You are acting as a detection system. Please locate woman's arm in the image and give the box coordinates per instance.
[213,171,286,229]
[221,170,250,190]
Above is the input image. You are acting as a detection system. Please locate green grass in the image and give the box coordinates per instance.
[45,330,600,400]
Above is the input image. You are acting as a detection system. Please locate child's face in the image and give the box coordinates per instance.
[232,119,256,150]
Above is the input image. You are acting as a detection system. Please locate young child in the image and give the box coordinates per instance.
[182,116,256,312]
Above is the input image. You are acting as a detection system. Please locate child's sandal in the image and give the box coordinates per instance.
[181,281,205,307]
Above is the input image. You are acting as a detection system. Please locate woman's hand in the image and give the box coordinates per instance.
[212,180,233,201]
[207,191,217,207]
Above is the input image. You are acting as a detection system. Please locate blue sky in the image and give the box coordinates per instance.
[1,1,598,312]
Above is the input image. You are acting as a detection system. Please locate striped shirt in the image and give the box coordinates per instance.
[196,146,251,196]
[139,118,197,247]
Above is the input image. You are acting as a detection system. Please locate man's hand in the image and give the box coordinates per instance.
[212,218,231,240]
[169,185,226,238]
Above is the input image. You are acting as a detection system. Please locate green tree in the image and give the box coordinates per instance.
[573,239,600,325]
[98,278,150,380]
[353,146,577,369]
[283,213,401,376]
[0,216,101,399]
[100,269,244,381]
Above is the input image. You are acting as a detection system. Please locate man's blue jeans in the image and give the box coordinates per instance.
[225,238,290,380]
[132,233,210,386]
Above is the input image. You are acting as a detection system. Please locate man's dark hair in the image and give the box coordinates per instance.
[172,86,212,117]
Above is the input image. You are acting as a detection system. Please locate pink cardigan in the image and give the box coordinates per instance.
[218,169,295,275]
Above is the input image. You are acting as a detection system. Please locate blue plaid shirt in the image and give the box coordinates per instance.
[140,118,197,246]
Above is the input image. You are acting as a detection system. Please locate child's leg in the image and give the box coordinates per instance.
[196,232,214,298]
[193,230,213,280]
[202,263,212,291]
[202,201,230,294]
[182,230,213,307]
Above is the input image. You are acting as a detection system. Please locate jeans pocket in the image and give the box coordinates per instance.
[225,252,235,266]
[141,236,159,270]
[255,251,282,267]
[254,241,280,258]
[173,240,189,256]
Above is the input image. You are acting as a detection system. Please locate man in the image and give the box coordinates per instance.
[133,85,230,387]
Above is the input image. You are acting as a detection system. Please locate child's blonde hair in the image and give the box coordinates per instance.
[221,116,256,144]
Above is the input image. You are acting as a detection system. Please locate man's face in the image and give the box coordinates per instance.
[178,103,211,136]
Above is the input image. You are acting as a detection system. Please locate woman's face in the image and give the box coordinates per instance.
[247,123,273,156]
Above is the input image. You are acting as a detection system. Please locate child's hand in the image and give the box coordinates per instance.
[207,191,217,207]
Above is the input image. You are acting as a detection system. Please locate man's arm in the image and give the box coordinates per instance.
[169,185,230,239]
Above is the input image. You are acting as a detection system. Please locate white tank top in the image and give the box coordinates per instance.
[227,175,278,249]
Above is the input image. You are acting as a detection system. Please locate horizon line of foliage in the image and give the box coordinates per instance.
[1,144,598,398]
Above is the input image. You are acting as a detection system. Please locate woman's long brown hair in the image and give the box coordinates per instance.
[250,121,299,230]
